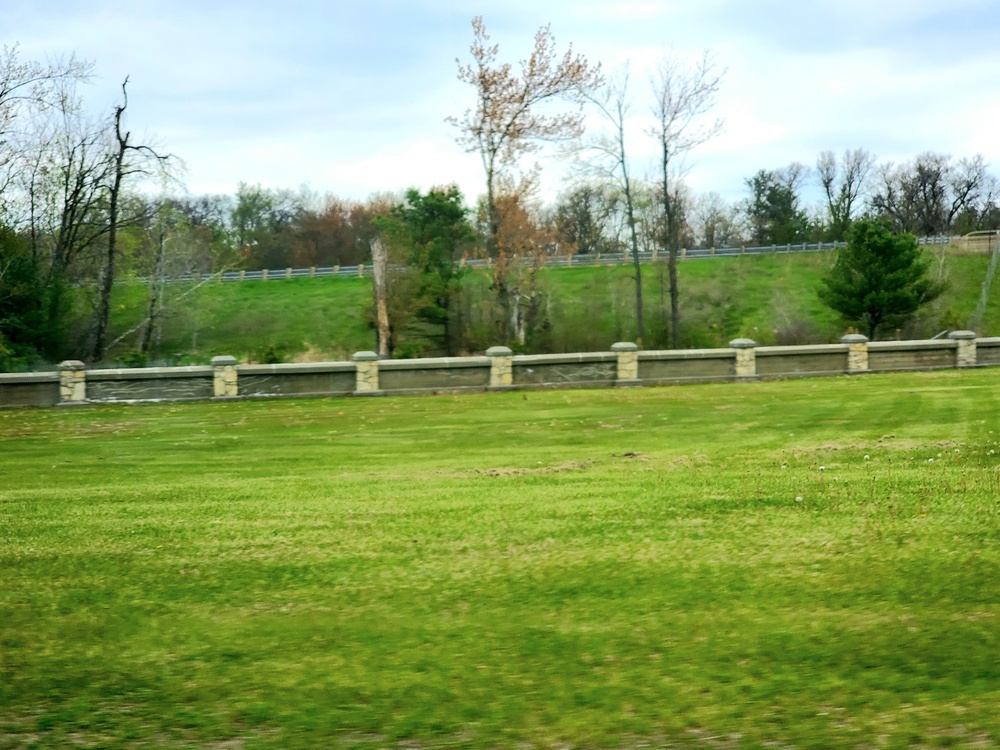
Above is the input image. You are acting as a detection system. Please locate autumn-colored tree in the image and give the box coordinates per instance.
[450,16,601,257]
[292,198,363,267]
[490,186,556,346]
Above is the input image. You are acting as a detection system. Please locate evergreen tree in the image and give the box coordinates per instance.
[819,219,944,339]
[744,168,811,245]
[373,186,475,355]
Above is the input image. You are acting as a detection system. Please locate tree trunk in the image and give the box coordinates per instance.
[511,292,523,345]
[91,178,119,362]
[370,236,391,358]
[141,224,166,355]
[92,84,130,363]
[668,246,679,348]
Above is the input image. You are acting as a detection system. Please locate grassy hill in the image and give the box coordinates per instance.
[99,247,995,365]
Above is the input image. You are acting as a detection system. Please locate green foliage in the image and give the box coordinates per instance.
[820,219,946,339]
[2,373,1000,747]
[374,186,476,355]
[744,169,811,245]
[0,226,58,370]
[254,342,285,364]
[232,183,300,269]
[117,349,148,368]
[85,248,1000,364]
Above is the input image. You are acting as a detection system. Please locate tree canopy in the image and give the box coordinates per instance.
[819,219,945,339]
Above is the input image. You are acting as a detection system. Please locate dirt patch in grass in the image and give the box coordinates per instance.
[474,459,593,477]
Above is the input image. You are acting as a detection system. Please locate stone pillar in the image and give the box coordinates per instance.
[262,268,269,281]
[841,334,869,373]
[59,360,87,403]
[611,342,639,385]
[212,356,238,398]
[353,351,380,394]
[285,267,293,279]
[730,338,757,379]
[949,330,977,367]
[486,346,513,389]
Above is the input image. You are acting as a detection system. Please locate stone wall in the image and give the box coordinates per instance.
[236,362,355,398]
[976,338,1000,366]
[85,366,214,402]
[0,372,59,407]
[868,340,957,371]
[755,345,849,377]
[638,349,735,383]
[0,330,993,408]
[511,353,617,388]
[378,357,490,394]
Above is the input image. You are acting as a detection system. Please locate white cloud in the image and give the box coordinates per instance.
[5,0,1000,207]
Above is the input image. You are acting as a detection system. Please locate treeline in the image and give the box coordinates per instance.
[2,30,1000,371]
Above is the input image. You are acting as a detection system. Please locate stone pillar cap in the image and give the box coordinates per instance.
[611,342,638,352]
[729,338,757,349]
[840,334,869,344]
[485,346,513,356]
[947,330,977,340]
[211,355,238,366]
[352,351,379,362]
[59,360,86,370]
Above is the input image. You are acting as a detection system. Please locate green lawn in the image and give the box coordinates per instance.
[2,372,999,748]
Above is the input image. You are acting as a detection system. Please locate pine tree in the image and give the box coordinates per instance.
[820,219,944,339]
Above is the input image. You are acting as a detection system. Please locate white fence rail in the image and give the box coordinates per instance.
[127,235,956,285]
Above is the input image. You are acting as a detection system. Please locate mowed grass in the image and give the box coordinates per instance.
[2,372,1000,749]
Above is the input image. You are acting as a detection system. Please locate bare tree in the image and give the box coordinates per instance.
[816,148,875,239]
[871,152,990,236]
[450,16,601,257]
[552,183,617,257]
[0,45,91,202]
[91,77,173,362]
[20,100,114,340]
[581,66,649,342]
[691,192,744,249]
[948,156,990,228]
[649,51,723,348]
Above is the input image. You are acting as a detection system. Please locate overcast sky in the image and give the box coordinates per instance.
[6,0,999,209]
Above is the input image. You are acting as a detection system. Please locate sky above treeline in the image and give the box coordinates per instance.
[6,0,999,209]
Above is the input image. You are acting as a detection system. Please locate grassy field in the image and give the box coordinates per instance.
[96,248,997,365]
[2,372,1000,749]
